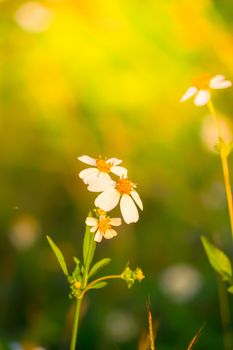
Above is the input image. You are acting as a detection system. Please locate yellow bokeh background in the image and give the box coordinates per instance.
[1,0,233,349]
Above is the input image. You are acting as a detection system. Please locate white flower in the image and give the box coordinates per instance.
[85,211,121,242]
[89,177,143,224]
[180,74,232,106]
[78,155,127,184]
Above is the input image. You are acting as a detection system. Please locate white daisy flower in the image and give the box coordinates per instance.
[180,74,232,106]
[78,155,128,184]
[85,211,121,243]
[89,177,143,224]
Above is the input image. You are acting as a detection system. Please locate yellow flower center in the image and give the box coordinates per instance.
[192,73,211,90]
[98,217,111,233]
[96,208,106,217]
[74,281,82,289]
[96,159,112,172]
[116,178,134,195]
[135,268,145,282]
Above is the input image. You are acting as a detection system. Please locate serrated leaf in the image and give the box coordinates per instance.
[201,236,232,281]
[47,235,68,276]
[87,281,108,290]
[89,258,111,279]
[227,286,233,294]
[72,256,81,278]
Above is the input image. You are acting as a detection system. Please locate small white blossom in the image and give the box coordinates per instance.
[78,155,127,184]
[88,178,143,224]
[180,74,232,106]
[85,210,121,242]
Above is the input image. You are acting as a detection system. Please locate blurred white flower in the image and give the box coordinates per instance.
[200,181,225,210]
[15,2,53,33]
[78,155,127,184]
[9,342,22,350]
[88,177,143,224]
[9,342,46,350]
[9,214,41,250]
[180,74,232,106]
[159,263,203,303]
[86,211,121,242]
[104,310,139,342]
[201,115,232,152]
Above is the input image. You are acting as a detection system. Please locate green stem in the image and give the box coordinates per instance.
[216,275,233,350]
[69,274,122,349]
[70,298,82,350]
[84,274,122,294]
[207,100,233,241]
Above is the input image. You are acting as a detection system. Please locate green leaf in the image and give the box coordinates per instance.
[83,215,96,274]
[201,236,232,281]
[72,257,81,279]
[88,258,111,278]
[87,281,108,290]
[227,286,233,294]
[46,235,69,276]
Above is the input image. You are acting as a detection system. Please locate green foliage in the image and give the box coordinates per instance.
[72,257,81,279]
[201,236,232,282]
[87,281,108,290]
[83,216,96,276]
[46,235,69,276]
[88,258,111,279]
[227,286,233,294]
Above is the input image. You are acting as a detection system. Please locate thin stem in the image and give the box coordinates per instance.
[207,101,233,349]
[216,275,233,350]
[70,298,82,350]
[221,155,233,237]
[207,100,233,240]
[84,274,122,294]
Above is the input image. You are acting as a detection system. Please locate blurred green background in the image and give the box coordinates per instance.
[1,0,233,349]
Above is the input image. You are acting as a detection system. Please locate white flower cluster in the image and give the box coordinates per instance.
[78,156,143,243]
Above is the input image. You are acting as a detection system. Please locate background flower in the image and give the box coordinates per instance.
[180,74,232,106]
[78,155,127,184]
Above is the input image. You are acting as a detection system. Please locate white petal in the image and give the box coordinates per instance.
[106,158,122,166]
[94,230,103,242]
[103,229,117,239]
[90,225,98,233]
[111,166,128,177]
[131,190,143,210]
[110,218,122,226]
[78,155,96,166]
[95,188,120,211]
[209,74,225,85]
[194,90,210,106]
[180,87,197,102]
[96,172,112,181]
[210,75,232,89]
[85,217,97,226]
[87,177,115,192]
[120,194,139,224]
[79,168,99,183]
